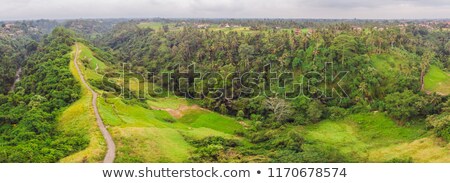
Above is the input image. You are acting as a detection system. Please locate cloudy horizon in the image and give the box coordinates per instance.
[0,0,449,21]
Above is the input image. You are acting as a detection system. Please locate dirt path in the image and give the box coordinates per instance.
[74,44,116,163]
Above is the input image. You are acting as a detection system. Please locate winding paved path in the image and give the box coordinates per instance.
[74,44,116,163]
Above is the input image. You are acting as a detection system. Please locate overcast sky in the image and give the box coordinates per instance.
[0,0,449,20]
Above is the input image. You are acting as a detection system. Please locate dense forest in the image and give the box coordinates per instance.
[0,19,449,162]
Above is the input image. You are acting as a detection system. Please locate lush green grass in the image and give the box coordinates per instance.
[368,137,450,162]
[100,96,244,162]
[370,52,417,94]
[98,73,244,162]
[424,65,450,95]
[178,110,244,134]
[77,43,107,81]
[58,44,106,163]
[98,97,243,162]
[111,127,193,162]
[178,127,234,140]
[352,113,424,147]
[147,97,188,109]
[371,53,408,75]
[78,44,107,71]
[99,98,171,128]
[305,119,368,160]
[303,112,448,162]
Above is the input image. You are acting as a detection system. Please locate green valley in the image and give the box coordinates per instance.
[1,19,449,163]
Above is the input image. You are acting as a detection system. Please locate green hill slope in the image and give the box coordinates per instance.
[303,113,450,162]
[61,43,245,162]
[424,65,450,95]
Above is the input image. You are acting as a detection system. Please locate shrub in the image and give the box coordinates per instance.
[236,110,245,120]
[326,106,348,120]
[426,113,450,141]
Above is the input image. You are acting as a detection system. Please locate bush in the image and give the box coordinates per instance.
[299,143,352,163]
[271,130,304,152]
[426,113,450,141]
[236,110,245,120]
[384,90,421,123]
[306,100,323,123]
[326,106,348,120]
[188,136,242,162]
[293,114,307,125]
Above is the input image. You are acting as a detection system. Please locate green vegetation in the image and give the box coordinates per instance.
[78,43,108,72]
[137,22,179,31]
[70,43,245,162]
[147,97,188,109]
[1,19,449,163]
[98,19,449,163]
[178,110,244,134]
[111,127,192,162]
[0,33,38,94]
[303,113,430,161]
[101,98,244,162]
[426,100,450,141]
[424,65,450,95]
[100,98,244,162]
[58,44,106,163]
[0,28,88,162]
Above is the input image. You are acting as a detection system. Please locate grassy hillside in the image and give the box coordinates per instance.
[304,113,450,162]
[102,98,243,162]
[424,65,450,95]
[371,53,407,72]
[178,110,244,134]
[58,44,106,163]
[62,42,245,162]
[76,43,107,80]
[99,95,243,162]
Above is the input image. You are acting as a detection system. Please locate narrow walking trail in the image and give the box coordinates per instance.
[74,43,116,163]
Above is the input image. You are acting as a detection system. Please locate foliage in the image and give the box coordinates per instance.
[384,90,444,124]
[2,19,450,163]
[188,136,242,162]
[0,27,87,162]
[426,101,450,141]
